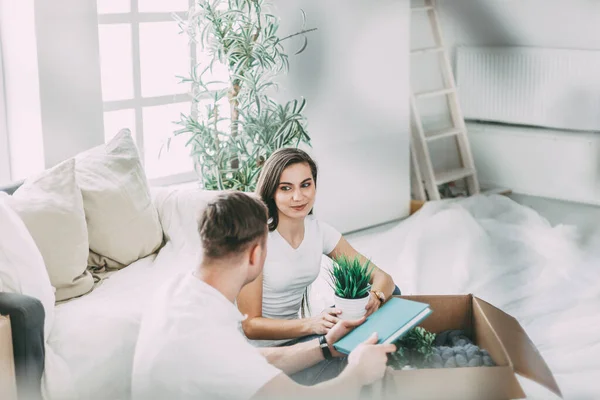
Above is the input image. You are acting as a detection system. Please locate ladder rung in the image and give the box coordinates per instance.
[425,128,462,142]
[415,88,455,99]
[411,6,433,12]
[411,46,443,55]
[435,168,475,185]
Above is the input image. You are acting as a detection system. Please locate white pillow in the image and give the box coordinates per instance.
[152,186,221,256]
[9,159,93,301]
[76,129,163,268]
[0,192,55,340]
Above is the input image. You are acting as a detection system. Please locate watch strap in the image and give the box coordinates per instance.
[318,335,333,360]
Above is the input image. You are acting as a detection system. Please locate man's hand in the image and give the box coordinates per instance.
[324,317,366,357]
[307,307,342,334]
[347,333,396,386]
[364,292,382,317]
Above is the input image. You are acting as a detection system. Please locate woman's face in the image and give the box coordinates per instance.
[274,162,316,221]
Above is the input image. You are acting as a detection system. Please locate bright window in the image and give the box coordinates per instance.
[98,24,134,101]
[0,43,10,185]
[142,101,193,179]
[96,0,199,183]
[139,22,190,97]
[103,108,136,143]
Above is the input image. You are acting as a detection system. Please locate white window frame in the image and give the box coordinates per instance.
[97,0,198,186]
[0,31,12,185]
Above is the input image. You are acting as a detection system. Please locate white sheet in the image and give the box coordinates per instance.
[332,195,600,400]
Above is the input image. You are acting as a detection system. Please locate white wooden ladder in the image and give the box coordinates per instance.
[409,0,480,201]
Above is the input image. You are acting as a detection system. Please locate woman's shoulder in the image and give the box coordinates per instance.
[305,214,319,224]
[304,214,322,229]
[267,229,279,241]
[305,215,338,234]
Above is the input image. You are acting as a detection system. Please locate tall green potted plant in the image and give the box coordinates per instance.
[328,255,374,320]
[173,0,315,191]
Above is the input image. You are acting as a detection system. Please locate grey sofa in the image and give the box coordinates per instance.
[0,180,45,400]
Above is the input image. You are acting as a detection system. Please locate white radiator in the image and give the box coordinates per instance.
[456,47,600,132]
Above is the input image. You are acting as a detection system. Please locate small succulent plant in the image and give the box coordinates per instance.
[328,255,374,299]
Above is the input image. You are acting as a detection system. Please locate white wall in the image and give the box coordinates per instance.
[411,0,600,200]
[33,0,105,168]
[438,0,600,51]
[274,0,411,233]
[0,0,104,181]
[468,122,600,205]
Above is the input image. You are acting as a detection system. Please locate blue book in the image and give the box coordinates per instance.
[333,297,432,354]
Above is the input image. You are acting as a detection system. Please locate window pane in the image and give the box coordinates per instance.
[143,102,193,178]
[97,0,131,14]
[104,109,136,142]
[98,24,134,101]
[139,22,190,97]
[138,0,188,13]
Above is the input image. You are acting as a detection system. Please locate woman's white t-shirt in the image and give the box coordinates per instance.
[251,215,341,347]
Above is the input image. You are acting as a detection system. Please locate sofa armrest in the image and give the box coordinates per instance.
[0,293,45,400]
[0,180,24,195]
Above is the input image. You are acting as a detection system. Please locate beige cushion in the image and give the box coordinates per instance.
[76,129,163,268]
[9,159,93,301]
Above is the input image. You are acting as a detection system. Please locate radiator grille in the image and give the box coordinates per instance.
[456,46,600,131]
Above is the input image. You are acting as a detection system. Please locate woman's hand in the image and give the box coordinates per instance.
[307,307,342,334]
[364,292,382,317]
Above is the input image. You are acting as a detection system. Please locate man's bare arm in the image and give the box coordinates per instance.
[259,338,323,375]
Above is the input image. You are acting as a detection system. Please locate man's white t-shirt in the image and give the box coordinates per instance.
[131,272,281,400]
[251,215,341,347]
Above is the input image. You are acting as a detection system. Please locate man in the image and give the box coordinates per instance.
[131,191,396,400]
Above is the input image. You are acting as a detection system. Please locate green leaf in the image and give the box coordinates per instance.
[329,256,373,299]
[295,36,308,55]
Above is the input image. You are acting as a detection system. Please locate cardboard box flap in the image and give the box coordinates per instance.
[474,298,562,398]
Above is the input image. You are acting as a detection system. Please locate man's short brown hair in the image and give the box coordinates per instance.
[198,191,268,259]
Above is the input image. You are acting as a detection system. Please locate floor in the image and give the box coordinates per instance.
[508,194,600,245]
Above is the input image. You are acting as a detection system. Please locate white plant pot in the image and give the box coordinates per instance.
[334,294,369,321]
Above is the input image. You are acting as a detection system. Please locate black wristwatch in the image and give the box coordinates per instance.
[318,335,333,360]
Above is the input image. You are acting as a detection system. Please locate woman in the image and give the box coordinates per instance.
[237,148,399,347]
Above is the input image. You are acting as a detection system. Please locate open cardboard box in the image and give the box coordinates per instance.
[377,294,562,400]
[0,315,17,400]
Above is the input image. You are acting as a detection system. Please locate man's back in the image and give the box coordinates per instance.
[131,272,280,400]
